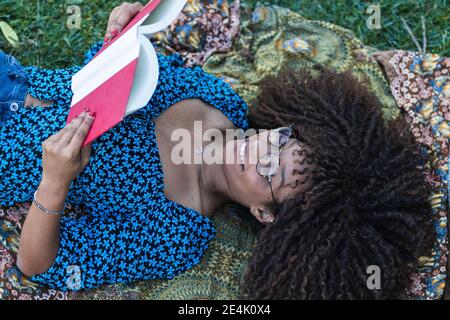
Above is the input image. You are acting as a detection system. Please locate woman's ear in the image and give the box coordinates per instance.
[250,206,275,224]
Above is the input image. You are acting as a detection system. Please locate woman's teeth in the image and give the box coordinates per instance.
[240,141,246,163]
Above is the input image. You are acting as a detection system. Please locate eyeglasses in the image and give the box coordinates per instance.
[255,125,297,214]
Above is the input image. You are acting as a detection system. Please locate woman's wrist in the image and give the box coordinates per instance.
[36,178,70,212]
[40,172,71,193]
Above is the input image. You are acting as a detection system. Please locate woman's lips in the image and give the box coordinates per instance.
[240,141,246,163]
[232,137,252,172]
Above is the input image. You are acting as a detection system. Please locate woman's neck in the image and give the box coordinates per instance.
[197,142,235,215]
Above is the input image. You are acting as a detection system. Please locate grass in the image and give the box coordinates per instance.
[252,0,450,54]
[0,0,448,68]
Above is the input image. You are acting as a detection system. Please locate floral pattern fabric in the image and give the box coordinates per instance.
[374,51,450,299]
[0,203,81,300]
[201,3,400,122]
[150,0,241,67]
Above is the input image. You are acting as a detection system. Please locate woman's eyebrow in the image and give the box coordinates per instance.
[279,139,302,189]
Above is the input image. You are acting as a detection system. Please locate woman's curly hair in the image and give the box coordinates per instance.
[241,66,434,299]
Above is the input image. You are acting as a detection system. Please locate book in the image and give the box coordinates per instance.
[67,0,187,146]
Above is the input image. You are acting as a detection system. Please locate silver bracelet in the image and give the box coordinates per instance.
[33,191,66,215]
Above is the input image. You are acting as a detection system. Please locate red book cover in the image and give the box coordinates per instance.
[67,0,186,146]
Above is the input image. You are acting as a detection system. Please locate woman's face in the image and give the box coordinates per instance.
[223,128,314,223]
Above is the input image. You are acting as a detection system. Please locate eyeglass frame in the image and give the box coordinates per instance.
[255,124,298,215]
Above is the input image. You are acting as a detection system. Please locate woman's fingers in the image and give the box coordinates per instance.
[105,6,121,38]
[40,108,95,185]
[59,111,89,144]
[68,112,95,150]
[105,2,143,41]
[45,110,93,150]
[116,2,143,30]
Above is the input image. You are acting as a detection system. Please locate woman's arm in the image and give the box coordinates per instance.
[17,110,95,276]
[16,179,69,276]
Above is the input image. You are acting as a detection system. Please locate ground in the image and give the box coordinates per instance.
[0,0,448,68]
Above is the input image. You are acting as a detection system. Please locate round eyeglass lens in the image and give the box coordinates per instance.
[268,127,292,147]
[256,154,280,177]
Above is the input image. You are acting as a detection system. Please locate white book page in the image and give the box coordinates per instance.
[125,33,159,115]
[139,0,187,36]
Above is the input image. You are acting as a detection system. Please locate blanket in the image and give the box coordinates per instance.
[0,0,448,300]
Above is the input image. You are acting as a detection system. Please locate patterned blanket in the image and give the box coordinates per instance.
[1,0,448,300]
[373,51,449,299]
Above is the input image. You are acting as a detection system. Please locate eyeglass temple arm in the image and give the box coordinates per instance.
[268,178,280,214]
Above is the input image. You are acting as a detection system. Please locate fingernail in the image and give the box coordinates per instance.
[88,110,96,118]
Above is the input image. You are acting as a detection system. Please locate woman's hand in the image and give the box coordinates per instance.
[41,110,95,188]
[104,2,144,42]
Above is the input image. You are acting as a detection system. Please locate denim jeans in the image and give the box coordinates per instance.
[0,50,28,126]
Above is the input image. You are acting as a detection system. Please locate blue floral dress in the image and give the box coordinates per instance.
[0,43,248,291]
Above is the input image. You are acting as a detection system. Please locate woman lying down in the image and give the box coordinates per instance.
[0,2,433,299]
